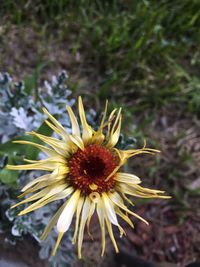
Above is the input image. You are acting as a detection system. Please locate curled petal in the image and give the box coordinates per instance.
[42,107,68,139]
[87,201,96,239]
[115,207,134,228]
[7,158,66,172]
[78,96,93,144]
[108,191,149,225]
[117,183,170,199]
[13,140,58,157]
[66,105,81,137]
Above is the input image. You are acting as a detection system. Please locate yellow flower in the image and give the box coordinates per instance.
[7,97,169,258]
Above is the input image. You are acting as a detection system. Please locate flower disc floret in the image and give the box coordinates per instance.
[68,144,118,194]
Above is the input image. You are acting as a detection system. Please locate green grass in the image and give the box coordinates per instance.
[1,0,200,114]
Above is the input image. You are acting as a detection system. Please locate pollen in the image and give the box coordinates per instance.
[68,144,118,194]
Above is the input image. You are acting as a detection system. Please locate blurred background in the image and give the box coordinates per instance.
[0,1,200,267]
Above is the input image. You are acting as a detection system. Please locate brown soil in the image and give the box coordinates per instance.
[0,234,48,267]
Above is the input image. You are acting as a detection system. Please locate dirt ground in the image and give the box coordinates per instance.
[0,234,48,267]
[0,25,200,267]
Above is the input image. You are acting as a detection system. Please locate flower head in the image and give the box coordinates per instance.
[7,97,169,258]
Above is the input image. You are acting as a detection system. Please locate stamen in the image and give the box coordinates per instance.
[89,183,98,190]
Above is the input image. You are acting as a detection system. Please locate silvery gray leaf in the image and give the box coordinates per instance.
[10,107,33,131]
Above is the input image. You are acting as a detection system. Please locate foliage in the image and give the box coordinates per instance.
[0,71,75,267]
[1,0,200,114]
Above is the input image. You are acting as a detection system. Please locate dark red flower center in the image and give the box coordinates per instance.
[68,144,118,194]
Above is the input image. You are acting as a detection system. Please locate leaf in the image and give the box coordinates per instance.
[0,169,18,184]
[0,120,54,185]
[0,140,24,158]
[0,117,54,189]
[0,153,19,185]
[10,107,32,130]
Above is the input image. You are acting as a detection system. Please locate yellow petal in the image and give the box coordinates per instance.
[99,100,108,130]
[102,192,118,226]
[52,232,64,256]
[21,174,51,192]
[107,110,122,148]
[18,184,67,215]
[110,116,121,147]
[57,190,80,233]
[108,191,149,225]
[42,107,68,138]
[115,207,134,228]
[11,187,51,209]
[91,100,108,144]
[87,202,95,239]
[121,192,135,207]
[21,175,69,198]
[56,166,69,176]
[21,169,67,193]
[78,96,93,144]
[7,158,64,172]
[72,196,85,244]
[134,184,166,194]
[24,156,66,164]
[96,199,106,256]
[24,186,73,214]
[13,140,58,157]
[78,197,91,259]
[105,108,117,140]
[27,131,71,156]
[115,172,141,184]
[102,193,125,238]
[118,147,160,162]
[19,179,63,197]
[69,135,84,151]
[117,183,170,199]
[66,105,81,137]
[105,216,119,253]
[41,201,69,240]
[44,119,70,142]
